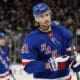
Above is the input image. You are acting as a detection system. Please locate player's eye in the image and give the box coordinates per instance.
[45,13,49,17]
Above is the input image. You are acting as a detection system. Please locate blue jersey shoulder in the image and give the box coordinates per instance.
[23,29,39,44]
[51,21,72,39]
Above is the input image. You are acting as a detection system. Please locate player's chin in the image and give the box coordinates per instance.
[45,26,50,29]
[43,27,50,31]
[44,24,50,27]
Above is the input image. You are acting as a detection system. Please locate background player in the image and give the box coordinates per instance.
[0,32,11,80]
[20,3,80,80]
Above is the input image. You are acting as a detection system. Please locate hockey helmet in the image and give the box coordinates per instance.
[0,32,5,39]
[33,3,51,16]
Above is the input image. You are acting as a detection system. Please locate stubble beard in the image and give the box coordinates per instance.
[39,23,51,33]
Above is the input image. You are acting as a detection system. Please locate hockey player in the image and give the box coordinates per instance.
[20,3,80,80]
[0,32,11,80]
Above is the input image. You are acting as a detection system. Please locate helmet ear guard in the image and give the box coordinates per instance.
[35,17,39,22]
[33,15,39,22]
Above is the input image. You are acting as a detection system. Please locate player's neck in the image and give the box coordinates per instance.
[39,26,51,33]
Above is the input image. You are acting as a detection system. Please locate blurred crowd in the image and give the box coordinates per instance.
[0,0,80,33]
[0,0,80,62]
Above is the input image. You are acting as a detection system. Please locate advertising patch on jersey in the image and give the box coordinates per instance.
[21,44,29,53]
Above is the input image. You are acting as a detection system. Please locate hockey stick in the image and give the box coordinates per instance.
[72,21,80,80]
[8,62,16,80]
[71,51,80,80]
[76,72,79,80]
[10,70,16,80]
[72,55,80,80]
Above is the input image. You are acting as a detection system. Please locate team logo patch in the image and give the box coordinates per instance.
[21,44,29,53]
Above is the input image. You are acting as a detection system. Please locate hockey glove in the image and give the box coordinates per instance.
[48,55,70,71]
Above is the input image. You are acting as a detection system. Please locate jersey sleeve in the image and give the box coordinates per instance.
[53,21,73,50]
[1,45,10,67]
[52,21,73,54]
[63,28,73,50]
[20,36,47,74]
[61,26,73,54]
[59,24,73,55]
[2,45,9,56]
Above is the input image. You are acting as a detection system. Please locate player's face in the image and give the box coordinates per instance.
[0,39,6,46]
[38,11,51,30]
